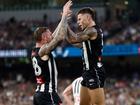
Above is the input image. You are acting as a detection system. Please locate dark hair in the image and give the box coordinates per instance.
[77,7,96,20]
[34,27,48,42]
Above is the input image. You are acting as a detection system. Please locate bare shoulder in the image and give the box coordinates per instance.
[84,27,97,40]
[84,27,97,35]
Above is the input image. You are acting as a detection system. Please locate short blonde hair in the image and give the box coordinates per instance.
[34,27,48,42]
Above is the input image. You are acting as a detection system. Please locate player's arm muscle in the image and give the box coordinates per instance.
[66,27,97,43]
[39,16,68,57]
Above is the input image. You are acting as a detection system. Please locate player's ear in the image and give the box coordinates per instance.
[41,33,45,39]
[87,14,91,21]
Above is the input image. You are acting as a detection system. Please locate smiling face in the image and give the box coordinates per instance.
[77,13,90,30]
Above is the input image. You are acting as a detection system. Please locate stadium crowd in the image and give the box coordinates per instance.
[0,74,140,105]
[0,11,140,50]
[0,4,140,105]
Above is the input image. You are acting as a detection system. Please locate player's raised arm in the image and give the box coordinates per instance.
[52,0,72,38]
[39,0,72,57]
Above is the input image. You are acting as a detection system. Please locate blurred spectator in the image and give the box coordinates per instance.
[0,74,140,105]
[0,12,140,50]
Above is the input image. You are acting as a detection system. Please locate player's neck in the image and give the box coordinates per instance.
[88,21,96,27]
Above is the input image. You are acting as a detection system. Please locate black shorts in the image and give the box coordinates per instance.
[33,92,62,105]
[81,66,106,89]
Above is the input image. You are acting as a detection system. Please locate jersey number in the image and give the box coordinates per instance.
[32,57,42,76]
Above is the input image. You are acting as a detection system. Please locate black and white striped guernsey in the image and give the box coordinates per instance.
[82,25,104,71]
[31,48,58,92]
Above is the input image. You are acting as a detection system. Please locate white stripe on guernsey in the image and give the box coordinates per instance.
[50,92,55,104]
[40,84,45,92]
[35,85,40,92]
[48,59,53,92]
[83,42,89,70]
[53,59,58,92]
[101,32,104,53]
[94,68,100,88]
[88,40,92,52]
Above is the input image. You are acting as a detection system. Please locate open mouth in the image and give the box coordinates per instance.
[79,25,82,28]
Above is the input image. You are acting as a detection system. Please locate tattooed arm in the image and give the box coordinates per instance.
[39,17,67,57]
[66,26,97,44]
[72,43,83,48]
[39,0,72,57]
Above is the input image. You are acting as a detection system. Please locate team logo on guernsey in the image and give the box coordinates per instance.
[97,62,102,68]
[89,79,94,82]
[36,77,45,84]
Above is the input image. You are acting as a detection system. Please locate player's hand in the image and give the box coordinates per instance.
[62,0,73,17]
[60,12,72,21]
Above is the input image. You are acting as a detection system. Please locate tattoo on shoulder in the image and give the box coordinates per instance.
[84,27,97,35]
[76,27,96,37]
